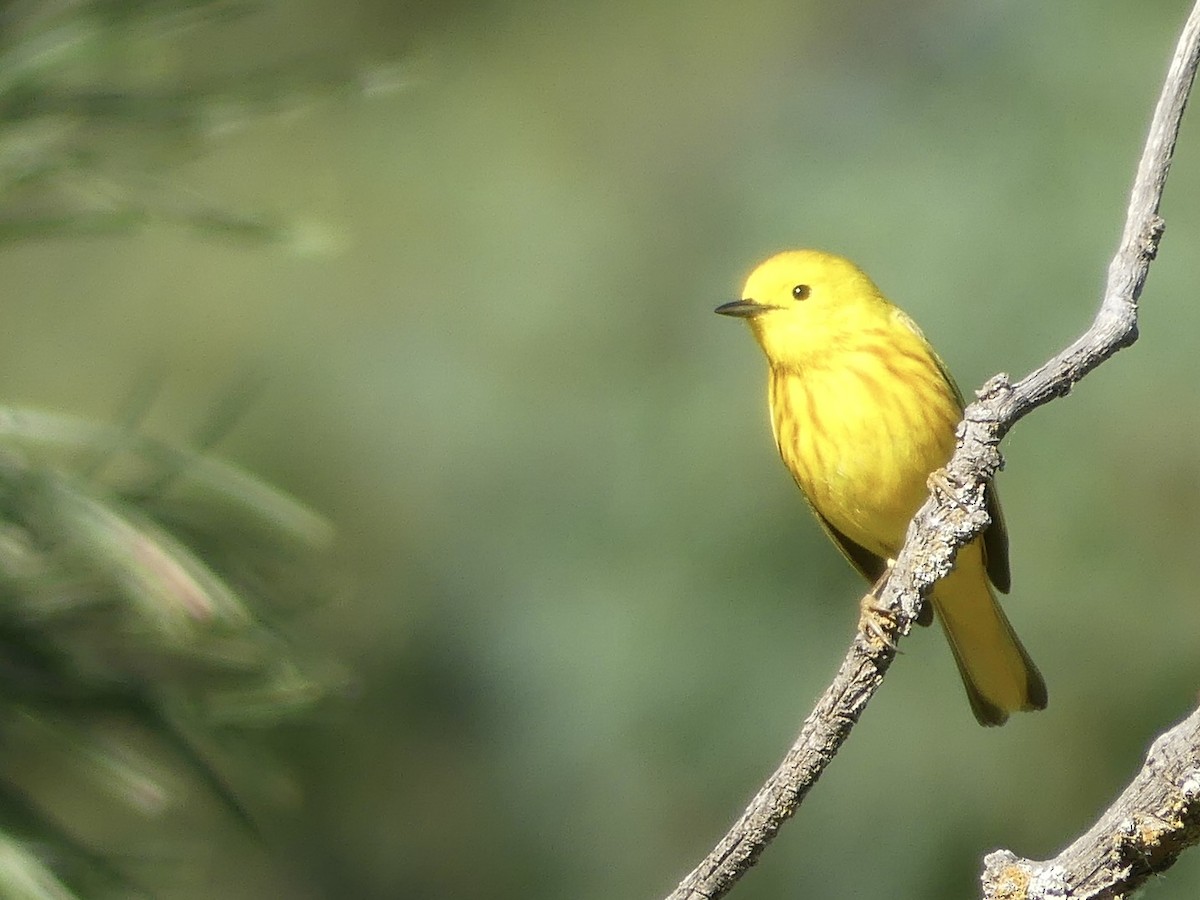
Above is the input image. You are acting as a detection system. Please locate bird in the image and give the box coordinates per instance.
[716,249,1046,725]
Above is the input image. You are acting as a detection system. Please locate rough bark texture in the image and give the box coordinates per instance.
[664,4,1200,899]
[982,709,1200,900]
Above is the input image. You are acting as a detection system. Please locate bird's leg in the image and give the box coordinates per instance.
[858,560,900,649]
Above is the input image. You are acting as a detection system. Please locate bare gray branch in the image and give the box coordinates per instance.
[982,708,1200,900]
[664,4,1200,899]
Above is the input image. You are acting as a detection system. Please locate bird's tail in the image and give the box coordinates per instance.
[931,541,1047,726]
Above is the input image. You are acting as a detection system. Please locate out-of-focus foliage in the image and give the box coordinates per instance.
[2,0,1200,898]
[0,406,335,897]
[0,0,395,243]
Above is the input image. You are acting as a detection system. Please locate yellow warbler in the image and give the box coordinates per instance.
[717,250,1046,726]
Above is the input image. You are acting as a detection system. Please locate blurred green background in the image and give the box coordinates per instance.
[3,0,1200,897]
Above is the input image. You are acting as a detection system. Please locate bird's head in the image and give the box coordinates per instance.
[716,250,888,368]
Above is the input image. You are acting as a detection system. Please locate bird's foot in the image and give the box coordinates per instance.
[859,557,932,641]
[859,566,900,649]
[927,467,973,510]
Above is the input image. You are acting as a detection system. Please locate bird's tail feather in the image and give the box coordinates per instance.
[931,548,1047,726]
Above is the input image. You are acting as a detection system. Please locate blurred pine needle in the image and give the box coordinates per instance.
[0,1,393,894]
[0,0,405,246]
[0,404,338,897]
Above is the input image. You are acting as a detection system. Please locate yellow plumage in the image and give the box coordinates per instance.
[717,249,1046,726]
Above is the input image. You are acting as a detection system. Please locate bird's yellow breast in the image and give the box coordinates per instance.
[768,332,961,560]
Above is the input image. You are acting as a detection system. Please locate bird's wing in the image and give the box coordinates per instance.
[813,508,935,627]
[983,480,1011,593]
[923,336,1013,595]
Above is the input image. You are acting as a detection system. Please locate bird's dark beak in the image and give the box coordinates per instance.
[715,299,767,318]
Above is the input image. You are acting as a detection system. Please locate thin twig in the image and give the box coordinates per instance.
[664,4,1200,898]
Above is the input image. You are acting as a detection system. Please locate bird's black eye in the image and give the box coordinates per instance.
[791,284,811,300]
